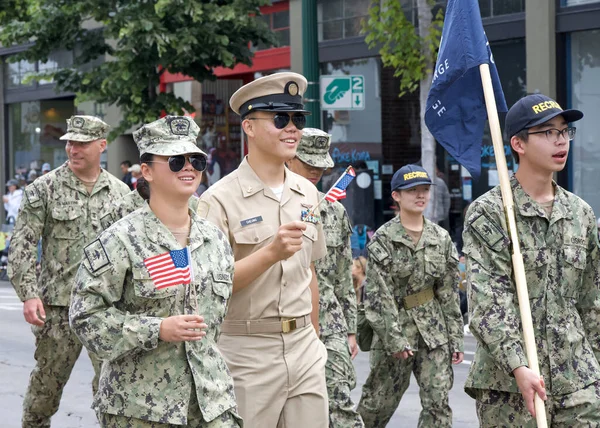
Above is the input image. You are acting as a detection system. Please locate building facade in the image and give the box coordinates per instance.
[2,0,600,238]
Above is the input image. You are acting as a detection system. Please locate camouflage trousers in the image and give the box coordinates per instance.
[475,381,600,427]
[100,390,242,428]
[23,305,102,428]
[357,339,453,428]
[322,334,364,428]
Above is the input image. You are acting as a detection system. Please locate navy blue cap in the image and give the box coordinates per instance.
[505,94,583,139]
[391,165,433,191]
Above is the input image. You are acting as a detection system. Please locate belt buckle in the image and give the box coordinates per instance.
[282,318,297,333]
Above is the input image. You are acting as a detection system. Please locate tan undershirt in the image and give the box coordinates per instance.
[539,199,554,218]
[168,217,191,247]
[404,227,423,245]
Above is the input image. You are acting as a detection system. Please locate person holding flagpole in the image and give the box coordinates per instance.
[463,95,600,426]
[199,72,329,428]
[357,164,464,428]
[285,128,364,428]
[69,116,242,427]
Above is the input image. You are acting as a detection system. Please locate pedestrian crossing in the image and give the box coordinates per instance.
[0,287,21,311]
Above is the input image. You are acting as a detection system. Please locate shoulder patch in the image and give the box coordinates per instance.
[368,240,390,263]
[470,213,507,250]
[84,239,111,274]
[196,200,210,219]
[25,186,41,206]
[212,271,232,283]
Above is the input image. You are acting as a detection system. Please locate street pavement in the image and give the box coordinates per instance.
[0,280,478,427]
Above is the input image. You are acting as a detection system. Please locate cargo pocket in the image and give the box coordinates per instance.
[562,245,585,298]
[300,223,318,268]
[51,204,83,239]
[521,249,549,299]
[132,268,179,299]
[424,252,445,279]
[232,224,274,246]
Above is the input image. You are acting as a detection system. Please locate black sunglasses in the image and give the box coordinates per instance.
[148,155,207,172]
[248,113,307,130]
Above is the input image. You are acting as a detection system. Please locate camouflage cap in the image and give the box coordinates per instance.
[133,116,205,157]
[296,128,334,169]
[60,115,109,142]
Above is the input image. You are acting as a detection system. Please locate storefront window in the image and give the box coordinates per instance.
[5,59,35,89]
[254,8,290,50]
[317,0,369,41]
[570,29,600,214]
[4,51,73,88]
[8,99,75,182]
[478,0,524,17]
[563,0,600,5]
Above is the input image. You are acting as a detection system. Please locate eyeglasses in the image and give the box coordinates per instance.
[146,155,207,172]
[527,127,576,142]
[247,113,307,130]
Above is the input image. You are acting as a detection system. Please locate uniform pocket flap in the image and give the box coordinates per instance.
[132,267,179,298]
[233,224,274,245]
[563,246,586,270]
[302,224,318,242]
[212,279,232,299]
[52,205,83,221]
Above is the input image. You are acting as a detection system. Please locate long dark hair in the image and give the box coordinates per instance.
[137,153,154,201]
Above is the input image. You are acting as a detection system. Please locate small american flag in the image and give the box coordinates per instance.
[324,166,356,202]
[143,248,193,289]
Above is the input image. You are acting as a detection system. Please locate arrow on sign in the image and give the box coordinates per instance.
[355,95,361,106]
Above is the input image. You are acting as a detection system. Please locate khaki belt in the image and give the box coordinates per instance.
[221,314,311,334]
[403,288,434,310]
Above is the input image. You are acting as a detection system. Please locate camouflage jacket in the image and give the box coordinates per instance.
[8,162,129,305]
[365,216,463,353]
[70,203,237,425]
[464,177,600,397]
[316,196,357,337]
[100,190,200,230]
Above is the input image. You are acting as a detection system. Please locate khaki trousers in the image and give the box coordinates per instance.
[218,323,328,428]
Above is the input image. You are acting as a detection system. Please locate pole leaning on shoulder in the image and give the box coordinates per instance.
[479,63,548,428]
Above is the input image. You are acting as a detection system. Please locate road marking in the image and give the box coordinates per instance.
[462,360,472,365]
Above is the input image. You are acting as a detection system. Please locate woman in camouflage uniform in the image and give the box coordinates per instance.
[70,116,241,428]
[357,164,464,428]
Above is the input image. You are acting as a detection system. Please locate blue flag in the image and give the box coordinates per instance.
[425,0,507,181]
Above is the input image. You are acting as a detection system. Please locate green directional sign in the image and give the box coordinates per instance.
[320,75,365,110]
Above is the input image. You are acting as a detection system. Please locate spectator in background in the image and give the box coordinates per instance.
[196,170,209,196]
[3,179,23,223]
[127,164,142,189]
[42,163,51,175]
[352,256,367,303]
[120,160,134,190]
[432,166,451,228]
[206,147,222,186]
[27,169,38,184]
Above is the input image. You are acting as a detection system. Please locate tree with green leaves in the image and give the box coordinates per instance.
[362,0,444,220]
[0,0,275,138]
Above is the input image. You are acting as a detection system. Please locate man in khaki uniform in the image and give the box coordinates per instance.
[286,128,363,428]
[8,115,130,427]
[200,72,329,428]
